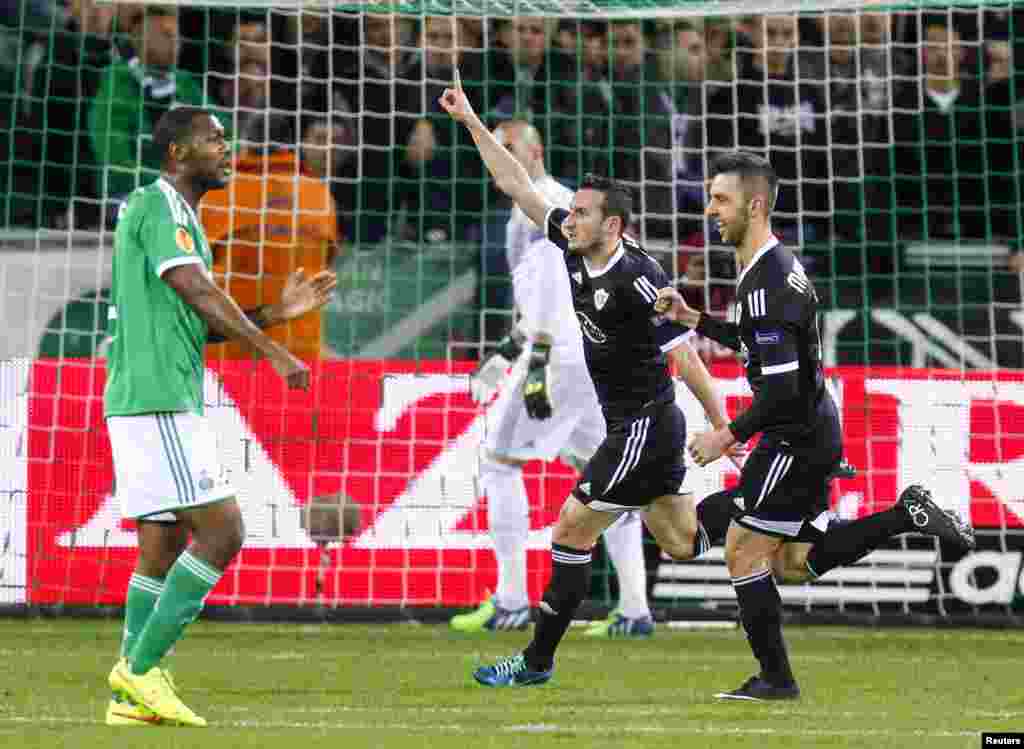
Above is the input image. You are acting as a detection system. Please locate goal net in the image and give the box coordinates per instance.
[1,0,1022,623]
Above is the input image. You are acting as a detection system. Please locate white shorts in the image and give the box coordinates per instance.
[484,357,605,463]
[107,412,236,522]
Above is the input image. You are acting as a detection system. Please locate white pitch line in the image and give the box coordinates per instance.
[3,648,1020,669]
[0,715,982,739]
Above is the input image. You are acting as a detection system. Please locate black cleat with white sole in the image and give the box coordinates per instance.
[898,485,976,551]
[715,675,800,702]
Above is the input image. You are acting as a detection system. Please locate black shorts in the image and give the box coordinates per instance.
[572,401,686,511]
[735,396,843,539]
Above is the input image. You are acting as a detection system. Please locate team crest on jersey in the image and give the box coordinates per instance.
[572,272,582,285]
[594,288,609,310]
[175,226,195,254]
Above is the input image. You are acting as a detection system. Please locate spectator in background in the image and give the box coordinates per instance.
[605,19,676,239]
[658,19,712,237]
[893,15,990,241]
[201,114,339,361]
[705,14,830,245]
[210,22,272,142]
[487,17,578,181]
[396,15,485,242]
[300,115,356,242]
[459,16,484,51]
[329,12,419,243]
[88,5,228,217]
[803,11,908,253]
[554,19,579,54]
[986,36,1011,85]
[25,0,121,228]
[271,9,335,114]
[703,16,736,82]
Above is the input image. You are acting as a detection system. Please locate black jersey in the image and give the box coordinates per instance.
[545,206,692,421]
[697,237,832,444]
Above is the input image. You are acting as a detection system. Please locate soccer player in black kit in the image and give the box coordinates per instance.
[656,151,976,700]
[440,73,744,687]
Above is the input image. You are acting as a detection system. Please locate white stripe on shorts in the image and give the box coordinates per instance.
[603,417,650,496]
[755,454,792,508]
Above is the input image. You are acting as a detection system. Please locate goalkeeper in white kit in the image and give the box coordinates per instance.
[451,119,659,637]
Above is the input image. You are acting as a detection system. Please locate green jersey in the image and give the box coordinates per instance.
[104,178,213,417]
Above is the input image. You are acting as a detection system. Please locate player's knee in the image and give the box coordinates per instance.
[772,555,810,583]
[660,538,696,562]
[724,544,765,578]
[551,521,592,549]
[778,550,813,583]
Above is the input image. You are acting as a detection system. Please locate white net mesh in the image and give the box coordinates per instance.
[1,0,1021,620]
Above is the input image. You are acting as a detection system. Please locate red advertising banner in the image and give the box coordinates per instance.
[20,359,1024,608]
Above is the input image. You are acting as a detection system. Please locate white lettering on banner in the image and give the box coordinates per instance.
[56,369,317,550]
[17,357,1024,608]
[354,373,552,550]
[653,547,939,605]
[866,379,1024,525]
[947,551,1023,606]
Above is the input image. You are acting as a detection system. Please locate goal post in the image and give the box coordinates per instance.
[1,0,1022,623]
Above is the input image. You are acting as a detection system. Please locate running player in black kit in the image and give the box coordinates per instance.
[656,151,975,700]
[440,73,740,687]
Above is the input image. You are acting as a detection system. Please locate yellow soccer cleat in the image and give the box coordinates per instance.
[105,693,164,726]
[108,659,207,727]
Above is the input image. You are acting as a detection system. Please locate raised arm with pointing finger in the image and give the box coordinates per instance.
[439,70,553,228]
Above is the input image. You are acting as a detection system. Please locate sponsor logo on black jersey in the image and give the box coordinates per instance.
[576,311,608,344]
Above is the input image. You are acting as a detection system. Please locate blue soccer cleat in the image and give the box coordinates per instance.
[583,610,655,639]
[472,654,553,687]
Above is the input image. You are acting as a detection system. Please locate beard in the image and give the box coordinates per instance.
[720,213,750,247]
[193,167,229,194]
[567,235,602,256]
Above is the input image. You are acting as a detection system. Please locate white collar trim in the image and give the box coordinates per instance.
[737,235,780,286]
[584,240,625,278]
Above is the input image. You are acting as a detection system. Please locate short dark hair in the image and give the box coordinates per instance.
[708,150,779,211]
[153,106,211,166]
[579,173,633,233]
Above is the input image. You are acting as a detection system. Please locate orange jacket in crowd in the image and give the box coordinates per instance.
[200,147,338,361]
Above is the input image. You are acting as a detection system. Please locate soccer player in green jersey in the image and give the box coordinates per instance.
[103,106,336,727]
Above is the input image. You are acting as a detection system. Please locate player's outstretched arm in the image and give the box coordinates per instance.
[207,268,337,343]
[439,69,552,228]
[672,340,728,429]
[163,264,310,390]
[671,341,743,469]
[655,287,741,352]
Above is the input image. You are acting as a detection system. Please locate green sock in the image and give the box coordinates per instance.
[121,573,165,658]
[128,551,222,675]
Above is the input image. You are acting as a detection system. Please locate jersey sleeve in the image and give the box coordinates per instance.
[729,282,806,442]
[544,206,570,252]
[634,258,692,352]
[141,193,204,279]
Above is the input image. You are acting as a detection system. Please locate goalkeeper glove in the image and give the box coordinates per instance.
[469,329,525,403]
[523,341,553,420]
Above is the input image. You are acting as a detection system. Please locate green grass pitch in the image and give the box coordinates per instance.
[0,618,1020,748]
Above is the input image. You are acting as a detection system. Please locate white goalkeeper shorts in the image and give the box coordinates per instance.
[107,412,236,522]
[483,357,605,464]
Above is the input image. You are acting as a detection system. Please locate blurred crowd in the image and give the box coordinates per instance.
[2,3,1023,285]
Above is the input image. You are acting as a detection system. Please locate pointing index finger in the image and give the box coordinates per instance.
[454,66,462,91]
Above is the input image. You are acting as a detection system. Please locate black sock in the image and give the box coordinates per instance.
[697,490,740,548]
[732,570,795,687]
[805,506,911,578]
[523,544,591,671]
